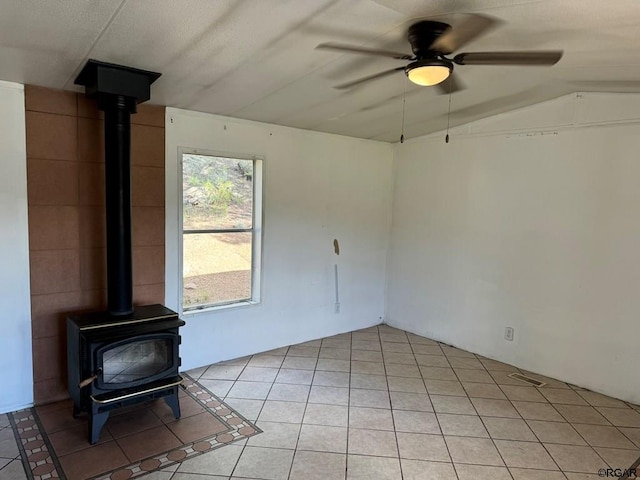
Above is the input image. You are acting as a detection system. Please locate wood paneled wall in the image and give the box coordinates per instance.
[25,85,166,404]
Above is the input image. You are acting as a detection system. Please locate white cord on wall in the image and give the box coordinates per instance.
[334,263,340,314]
[333,238,340,314]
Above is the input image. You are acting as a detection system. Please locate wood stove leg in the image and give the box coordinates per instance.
[89,411,110,445]
[164,389,181,419]
[72,404,81,418]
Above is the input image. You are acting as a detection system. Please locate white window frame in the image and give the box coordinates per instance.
[178,147,263,313]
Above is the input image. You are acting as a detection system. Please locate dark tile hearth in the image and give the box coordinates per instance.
[8,375,261,480]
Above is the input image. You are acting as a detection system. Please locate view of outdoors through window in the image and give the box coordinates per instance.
[182,154,254,309]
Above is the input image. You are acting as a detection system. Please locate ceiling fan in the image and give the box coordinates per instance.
[316,15,563,92]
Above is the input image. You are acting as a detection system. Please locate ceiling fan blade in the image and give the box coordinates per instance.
[317,42,413,60]
[435,72,464,94]
[334,67,405,90]
[453,51,563,65]
[430,14,498,54]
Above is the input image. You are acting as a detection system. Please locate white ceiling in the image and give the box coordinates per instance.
[2,0,640,142]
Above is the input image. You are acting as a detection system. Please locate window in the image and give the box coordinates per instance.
[181,151,262,311]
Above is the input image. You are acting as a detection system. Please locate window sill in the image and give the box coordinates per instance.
[182,300,260,317]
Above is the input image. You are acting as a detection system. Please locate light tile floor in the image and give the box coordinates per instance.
[181,325,640,480]
[2,324,640,480]
[0,413,27,480]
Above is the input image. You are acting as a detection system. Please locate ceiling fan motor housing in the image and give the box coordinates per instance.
[408,21,450,57]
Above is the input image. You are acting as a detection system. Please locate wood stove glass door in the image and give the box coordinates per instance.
[97,334,176,388]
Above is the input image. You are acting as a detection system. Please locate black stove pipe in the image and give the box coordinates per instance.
[75,60,161,316]
[103,95,136,315]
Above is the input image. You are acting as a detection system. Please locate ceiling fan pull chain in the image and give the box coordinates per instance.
[445,78,453,143]
[400,77,407,143]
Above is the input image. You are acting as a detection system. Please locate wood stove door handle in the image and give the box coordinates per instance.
[79,375,97,388]
[79,369,101,388]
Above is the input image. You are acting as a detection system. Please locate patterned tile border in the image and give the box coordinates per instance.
[9,408,60,480]
[8,374,262,480]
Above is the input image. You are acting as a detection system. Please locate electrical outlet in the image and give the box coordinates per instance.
[504,327,514,341]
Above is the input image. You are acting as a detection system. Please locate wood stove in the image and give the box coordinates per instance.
[67,305,184,444]
[67,60,185,444]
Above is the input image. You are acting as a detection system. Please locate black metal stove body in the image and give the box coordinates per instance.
[66,61,185,444]
[67,305,184,444]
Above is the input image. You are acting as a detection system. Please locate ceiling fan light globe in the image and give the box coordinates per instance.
[406,61,451,86]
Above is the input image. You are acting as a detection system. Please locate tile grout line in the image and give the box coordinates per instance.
[492,367,617,475]
[430,343,465,480]
[220,350,267,479]
[285,342,318,480]
[427,347,455,436]
[538,389,620,470]
[522,410,613,467]
[344,331,354,480]
[379,326,405,480]
[554,398,639,455]
[493,370,573,475]
[448,351,516,480]
[619,428,640,451]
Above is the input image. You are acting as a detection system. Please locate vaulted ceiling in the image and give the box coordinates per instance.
[2,0,640,141]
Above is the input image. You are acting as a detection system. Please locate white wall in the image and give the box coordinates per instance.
[0,81,33,413]
[387,92,640,404]
[166,108,393,370]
